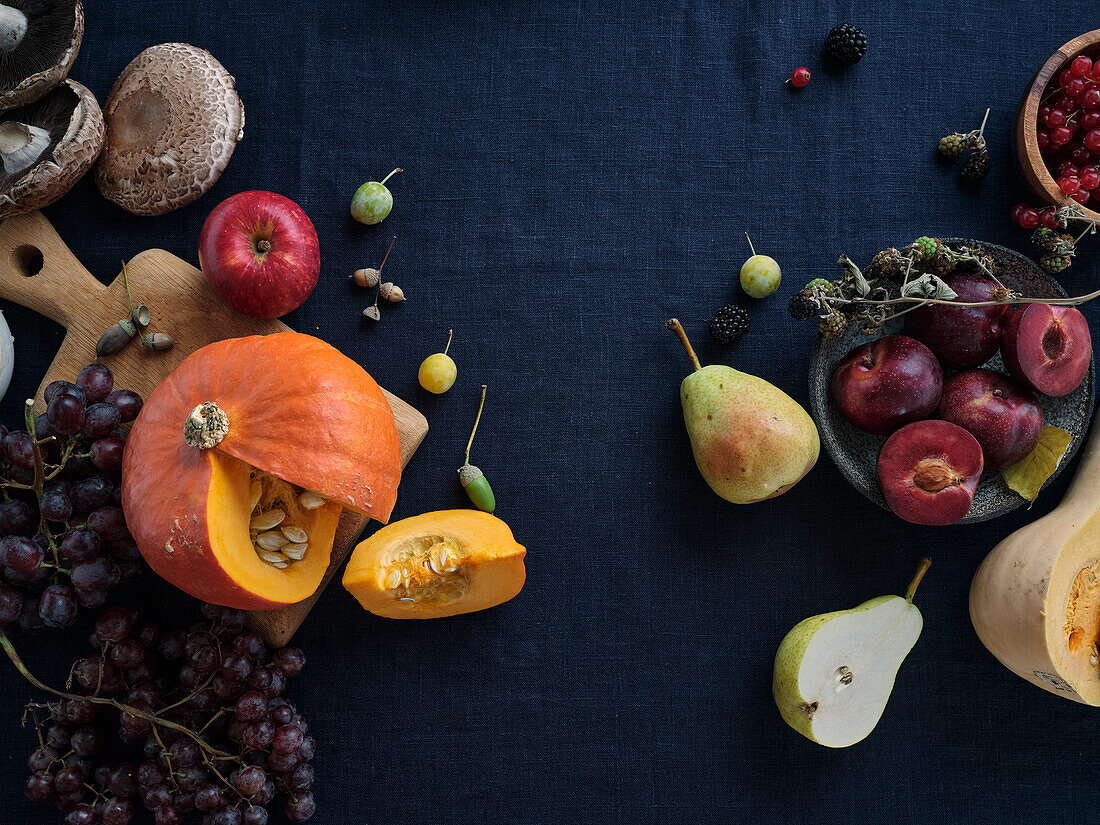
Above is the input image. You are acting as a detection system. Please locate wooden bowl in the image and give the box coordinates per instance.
[1015,29,1100,220]
[808,239,1095,524]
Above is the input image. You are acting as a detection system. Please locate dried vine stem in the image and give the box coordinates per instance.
[0,629,232,760]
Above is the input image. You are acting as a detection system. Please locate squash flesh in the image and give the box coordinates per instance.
[343,510,526,619]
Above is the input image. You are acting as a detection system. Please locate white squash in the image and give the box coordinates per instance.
[0,309,13,401]
[970,416,1100,705]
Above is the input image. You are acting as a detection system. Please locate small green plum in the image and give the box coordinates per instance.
[739,233,781,298]
[419,330,457,394]
[351,168,402,225]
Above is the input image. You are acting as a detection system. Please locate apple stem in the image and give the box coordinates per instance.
[744,232,757,256]
[379,168,403,186]
[443,328,453,357]
[905,557,933,603]
[665,319,701,372]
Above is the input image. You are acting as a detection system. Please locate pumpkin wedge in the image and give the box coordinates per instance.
[122,332,402,610]
[970,415,1100,705]
[343,510,526,619]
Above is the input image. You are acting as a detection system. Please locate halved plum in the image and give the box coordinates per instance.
[878,420,984,526]
[1001,304,1091,397]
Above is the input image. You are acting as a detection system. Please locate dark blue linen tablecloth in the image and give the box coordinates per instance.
[2,1,1099,823]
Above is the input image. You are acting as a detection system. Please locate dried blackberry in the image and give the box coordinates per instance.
[960,148,991,184]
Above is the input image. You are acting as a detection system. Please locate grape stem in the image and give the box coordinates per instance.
[0,628,233,759]
[23,398,58,569]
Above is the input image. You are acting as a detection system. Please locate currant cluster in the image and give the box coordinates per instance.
[22,604,316,824]
[0,364,145,631]
[1037,53,1100,206]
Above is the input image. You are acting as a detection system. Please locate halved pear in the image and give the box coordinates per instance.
[772,559,930,748]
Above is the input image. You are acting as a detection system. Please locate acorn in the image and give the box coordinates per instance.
[458,385,496,513]
[379,282,406,303]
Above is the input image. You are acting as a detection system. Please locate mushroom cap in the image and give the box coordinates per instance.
[95,42,244,216]
[0,78,104,218]
[0,0,83,110]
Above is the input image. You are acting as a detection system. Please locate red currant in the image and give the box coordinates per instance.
[1039,207,1059,229]
[1084,111,1100,130]
[1060,68,1074,89]
[789,67,810,88]
[1073,55,1094,77]
[1019,207,1041,229]
[1055,161,1080,178]
[1052,125,1074,145]
[1046,109,1067,129]
[1038,130,1051,151]
[1084,89,1100,110]
[1010,203,1030,225]
[1066,77,1088,98]
[1081,166,1100,189]
[1092,63,1100,83]
[1085,128,1100,152]
[1072,187,1091,204]
[1068,145,1093,165]
[1039,104,1053,121]
[1059,175,1082,195]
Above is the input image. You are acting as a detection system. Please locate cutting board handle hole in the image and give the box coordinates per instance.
[13,245,43,278]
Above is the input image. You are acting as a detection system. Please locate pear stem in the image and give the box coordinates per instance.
[665,319,701,372]
[905,558,933,603]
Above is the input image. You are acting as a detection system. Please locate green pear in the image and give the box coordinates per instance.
[772,558,931,748]
[666,319,819,503]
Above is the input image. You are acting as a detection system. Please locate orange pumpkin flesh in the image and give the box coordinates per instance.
[342,510,526,619]
[122,332,402,610]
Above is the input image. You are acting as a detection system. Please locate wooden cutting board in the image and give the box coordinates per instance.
[0,210,428,646]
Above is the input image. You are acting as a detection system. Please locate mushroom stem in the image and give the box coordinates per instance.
[0,4,27,56]
[0,122,50,176]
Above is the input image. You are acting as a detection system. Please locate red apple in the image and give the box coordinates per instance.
[878,420,983,526]
[1001,303,1092,397]
[199,191,320,319]
[904,271,1011,369]
[830,335,942,435]
[936,369,1042,469]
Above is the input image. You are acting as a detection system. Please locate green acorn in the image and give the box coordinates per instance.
[459,385,496,513]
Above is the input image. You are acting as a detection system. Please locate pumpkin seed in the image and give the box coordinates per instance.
[259,550,288,565]
[397,597,416,603]
[283,543,307,561]
[281,525,308,544]
[251,510,286,531]
[298,490,326,510]
[256,531,289,551]
[249,480,262,512]
[385,569,403,590]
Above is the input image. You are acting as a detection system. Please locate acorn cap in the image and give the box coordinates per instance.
[458,464,483,487]
[0,0,83,110]
[0,79,104,218]
[95,42,244,216]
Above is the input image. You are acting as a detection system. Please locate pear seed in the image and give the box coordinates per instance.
[298,490,326,510]
[251,510,285,531]
[256,531,288,551]
[281,525,308,544]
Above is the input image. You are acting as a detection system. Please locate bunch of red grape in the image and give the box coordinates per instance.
[0,363,145,630]
[24,603,316,824]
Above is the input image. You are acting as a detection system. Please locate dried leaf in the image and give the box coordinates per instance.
[901,274,958,301]
[839,255,870,297]
[1000,426,1073,505]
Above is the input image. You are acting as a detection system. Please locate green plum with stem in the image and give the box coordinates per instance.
[351,168,403,225]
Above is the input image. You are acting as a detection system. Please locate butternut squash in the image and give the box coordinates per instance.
[970,416,1100,704]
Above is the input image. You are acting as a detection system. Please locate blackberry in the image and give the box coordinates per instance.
[788,290,820,321]
[709,305,750,344]
[960,148,991,184]
[938,133,967,160]
[824,24,867,66]
[930,250,955,278]
[1030,227,1059,253]
[818,311,848,339]
[911,236,939,262]
[868,247,905,280]
[1039,252,1072,274]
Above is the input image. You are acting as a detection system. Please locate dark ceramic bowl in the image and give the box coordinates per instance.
[808,239,1095,524]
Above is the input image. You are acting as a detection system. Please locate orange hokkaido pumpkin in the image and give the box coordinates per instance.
[122,332,402,610]
[342,510,526,619]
